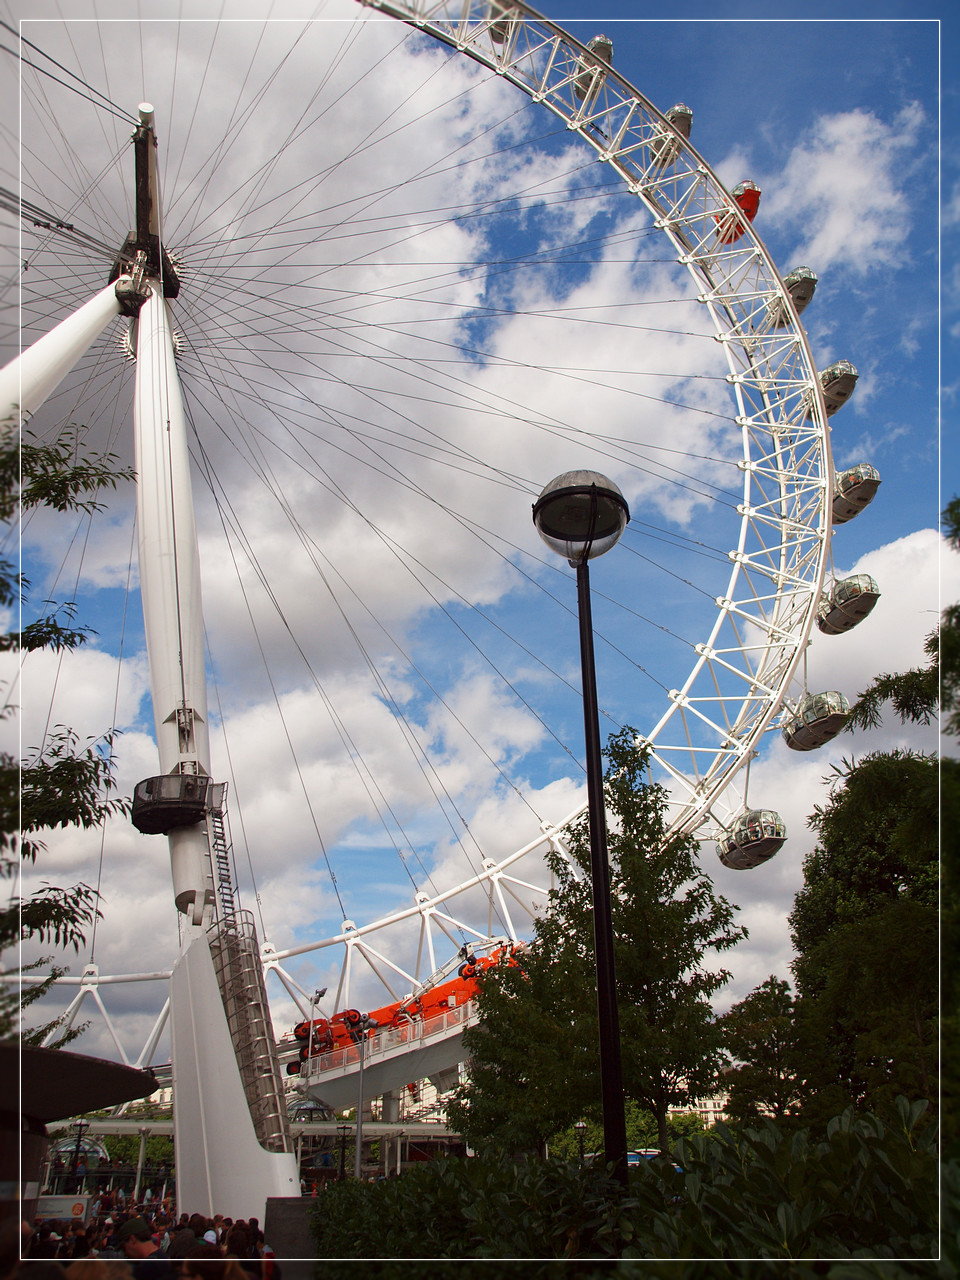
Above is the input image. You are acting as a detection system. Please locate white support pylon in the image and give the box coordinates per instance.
[0,280,126,431]
[132,283,215,923]
[133,281,298,1216]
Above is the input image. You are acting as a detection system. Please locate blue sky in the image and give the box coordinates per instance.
[3,0,952,1063]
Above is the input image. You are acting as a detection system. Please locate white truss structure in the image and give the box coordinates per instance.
[16,0,834,1099]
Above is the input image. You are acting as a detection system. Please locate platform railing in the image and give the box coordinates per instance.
[308,1000,476,1078]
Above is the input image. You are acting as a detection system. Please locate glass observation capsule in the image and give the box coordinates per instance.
[650,103,693,167]
[574,35,613,102]
[770,266,818,328]
[131,774,217,834]
[832,463,881,524]
[781,690,851,751]
[821,359,859,415]
[717,809,786,870]
[816,573,881,635]
[487,0,513,44]
[715,180,760,245]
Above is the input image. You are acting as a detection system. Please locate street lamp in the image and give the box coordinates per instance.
[353,1014,379,1180]
[337,1124,350,1181]
[70,1118,90,1192]
[307,987,327,1064]
[574,1120,587,1168]
[533,470,630,1188]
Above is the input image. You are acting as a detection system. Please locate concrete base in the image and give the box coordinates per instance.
[171,935,299,1220]
[263,1196,317,1260]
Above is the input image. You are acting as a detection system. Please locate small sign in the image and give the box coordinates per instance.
[36,1195,90,1223]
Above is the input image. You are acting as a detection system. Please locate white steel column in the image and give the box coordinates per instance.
[134,277,298,1218]
[133,283,214,923]
[0,280,125,429]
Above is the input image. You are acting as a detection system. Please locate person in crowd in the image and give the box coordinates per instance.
[186,1215,208,1242]
[223,1224,251,1259]
[27,1226,59,1259]
[246,1219,264,1256]
[117,1218,174,1278]
[64,1262,133,1279]
[180,1245,251,1280]
[165,1219,197,1260]
[64,1223,91,1259]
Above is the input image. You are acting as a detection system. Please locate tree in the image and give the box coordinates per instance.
[548,1103,705,1163]
[448,729,746,1155]
[787,752,940,1124]
[718,976,802,1123]
[782,499,956,1134]
[789,751,938,959]
[0,424,134,1045]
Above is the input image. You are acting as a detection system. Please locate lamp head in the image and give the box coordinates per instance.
[533,470,629,564]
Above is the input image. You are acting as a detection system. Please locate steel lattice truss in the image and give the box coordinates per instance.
[357,0,831,834]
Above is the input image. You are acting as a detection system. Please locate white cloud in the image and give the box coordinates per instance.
[762,103,926,274]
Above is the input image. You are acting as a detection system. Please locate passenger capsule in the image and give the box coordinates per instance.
[816,573,880,635]
[803,359,859,421]
[488,0,512,44]
[832,463,881,524]
[131,774,216,835]
[770,266,818,329]
[717,809,786,870]
[819,359,858,416]
[574,35,613,102]
[714,181,760,245]
[781,691,851,751]
[650,103,693,167]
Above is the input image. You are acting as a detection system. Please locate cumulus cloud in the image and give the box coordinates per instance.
[762,102,926,274]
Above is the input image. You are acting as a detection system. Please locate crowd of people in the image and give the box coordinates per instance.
[19,1208,280,1279]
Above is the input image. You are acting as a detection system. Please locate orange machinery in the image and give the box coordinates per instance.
[286,947,518,1075]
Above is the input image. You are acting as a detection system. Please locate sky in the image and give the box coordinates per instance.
[1,0,954,1073]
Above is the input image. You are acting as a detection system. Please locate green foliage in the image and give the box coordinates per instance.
[943,758,960,1160]
[308,1103,940,1267]
[0,425,134,522]
[548,1103,704,1163]
[790,751,938,958]
[97,1126,174,1169]
[788,752,940,1125]
[0,958,88,1048]
[719,976,802,1122]
[448,730,744,1155]
[18,725,128,863]
[0,423,132,1046]
[845,651,938,733]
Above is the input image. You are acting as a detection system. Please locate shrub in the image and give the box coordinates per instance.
[308,1099,942,1271]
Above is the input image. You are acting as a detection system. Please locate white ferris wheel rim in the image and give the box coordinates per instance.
[17,0,831,1043]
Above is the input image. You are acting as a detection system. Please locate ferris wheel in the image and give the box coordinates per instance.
[7,0,880,1181]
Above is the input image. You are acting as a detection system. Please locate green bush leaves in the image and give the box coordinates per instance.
[309,1102,944,1272]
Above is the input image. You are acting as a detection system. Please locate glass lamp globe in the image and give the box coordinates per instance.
[532,470,629,564]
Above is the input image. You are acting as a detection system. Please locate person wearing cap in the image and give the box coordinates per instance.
[118,1217,174,1277]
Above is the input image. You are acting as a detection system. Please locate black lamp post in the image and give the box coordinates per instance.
[70,1118,89,1192]
[533,470,630,1188]
[337,1124,349,1181]
[354,1014,379,1179]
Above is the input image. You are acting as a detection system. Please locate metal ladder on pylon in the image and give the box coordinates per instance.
[203,784,293,1153]
[206,784,237,923]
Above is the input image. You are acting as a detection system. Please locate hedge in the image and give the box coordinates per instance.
[308,1099,951,1276]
